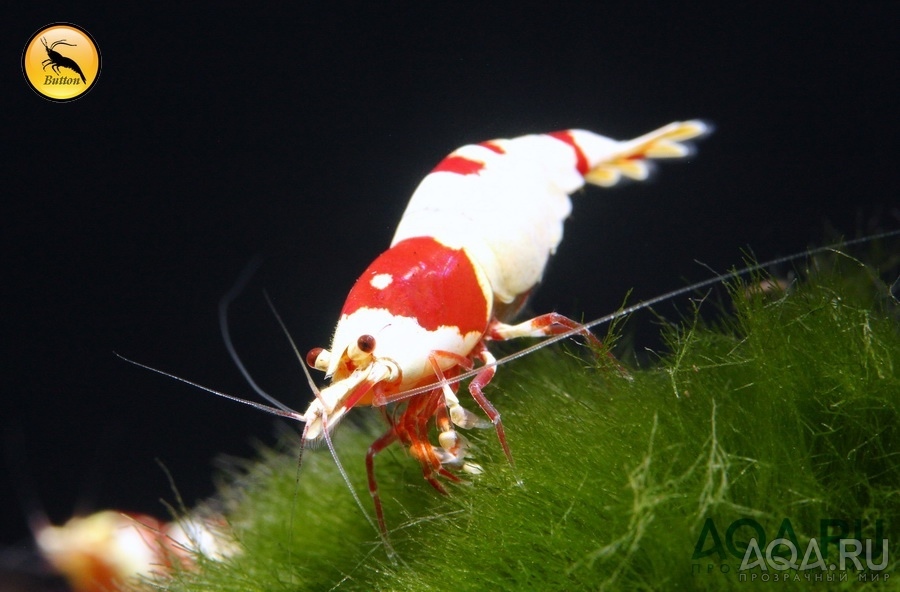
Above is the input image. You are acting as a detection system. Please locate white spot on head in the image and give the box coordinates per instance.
[370,273,393,289]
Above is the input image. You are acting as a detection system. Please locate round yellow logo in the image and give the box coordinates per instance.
[22,23,101,102]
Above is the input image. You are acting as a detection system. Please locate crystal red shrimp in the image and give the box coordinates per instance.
[301,121,709,536]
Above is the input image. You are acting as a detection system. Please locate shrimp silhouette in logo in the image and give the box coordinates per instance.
[41,37,86,83]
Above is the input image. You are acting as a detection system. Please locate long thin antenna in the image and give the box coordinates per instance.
[114,353,305,421]
[383,229,900,403]
[322,414,396,559]
[261,291,325,404]
[262,293,395,557]
[218,257,294,413]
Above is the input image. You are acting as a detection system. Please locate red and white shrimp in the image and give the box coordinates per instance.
[300,121,709,534]
[32,509,237,592]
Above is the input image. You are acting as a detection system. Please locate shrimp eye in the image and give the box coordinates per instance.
[357,334,376,354]
[306,347,326,370]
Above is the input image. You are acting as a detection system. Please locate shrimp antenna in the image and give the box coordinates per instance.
[262,292,395,558]
[219,257,294,413]
[115,353,306,420]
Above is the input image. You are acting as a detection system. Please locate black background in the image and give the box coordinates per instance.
[2,3,897,553]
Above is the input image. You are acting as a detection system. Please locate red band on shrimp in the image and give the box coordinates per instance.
[478,141,506,154]
[431,155,485,175]
[547,130,589,175]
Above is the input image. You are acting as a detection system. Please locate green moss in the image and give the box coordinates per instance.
[153,247,899,591]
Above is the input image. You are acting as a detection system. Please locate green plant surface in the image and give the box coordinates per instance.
[152,250,899,591]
